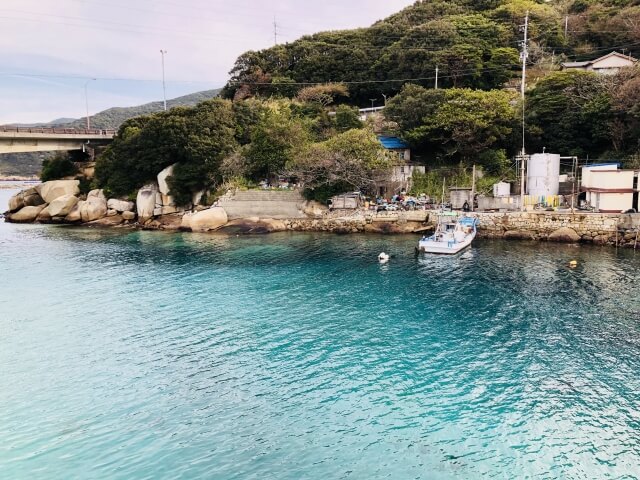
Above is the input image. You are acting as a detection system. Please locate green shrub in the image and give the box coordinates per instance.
[40,153,78,182]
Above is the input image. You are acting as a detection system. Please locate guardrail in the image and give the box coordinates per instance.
[0,126,116,135]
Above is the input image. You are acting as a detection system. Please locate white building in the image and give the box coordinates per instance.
[561,51,638,75]
[581,164,639,213]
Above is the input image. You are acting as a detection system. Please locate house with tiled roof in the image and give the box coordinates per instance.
[561,51,637,75]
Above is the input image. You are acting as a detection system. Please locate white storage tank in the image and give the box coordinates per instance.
[493,182,511,197]
[527,153,560,196]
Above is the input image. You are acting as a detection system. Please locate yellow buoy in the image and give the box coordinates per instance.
[569,260,578,268]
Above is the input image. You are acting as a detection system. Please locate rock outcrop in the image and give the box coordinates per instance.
[107,199,135,212]
[80,190,108,222]
[8,205,46,223]
[64,202,83,222]
[156,164,176,212]
[189,207,228,232]
[37,180,80,203]
[46,194,79,218]
[136,183,158,220]
[7,187,44,212]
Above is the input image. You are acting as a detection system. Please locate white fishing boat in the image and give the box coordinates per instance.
[418,212,478,254]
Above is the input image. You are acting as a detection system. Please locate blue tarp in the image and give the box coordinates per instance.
[378,136,409,150]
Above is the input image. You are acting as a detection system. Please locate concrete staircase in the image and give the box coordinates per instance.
[217,189,306,219]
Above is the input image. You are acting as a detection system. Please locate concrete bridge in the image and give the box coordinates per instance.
[0,126,116,154]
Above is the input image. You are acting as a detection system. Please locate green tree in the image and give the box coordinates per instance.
[525,71,613,157]
[288,128,391,195]
[418,88,516,161]
[40,153,78,182]
[245,103,310,180]
[334,105,363,131]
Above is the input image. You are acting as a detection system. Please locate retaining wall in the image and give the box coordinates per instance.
[216,190,307,219]
[471,211,640,247]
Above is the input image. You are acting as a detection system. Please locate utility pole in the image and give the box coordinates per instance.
[369,98,376,109]
[564,15,568,39]
[382,93,387,106]
[273,16,278,45]
[84,78,96,130]
[160,49,167,111]
[471,164,476,212]
[519,11,529,211]
[435,65,439,89]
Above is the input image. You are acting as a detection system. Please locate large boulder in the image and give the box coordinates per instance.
[23,190,45,207]
[8,192,24,212]
[136,183,158,220]
[46,194,78,218]
[107,198,134,213]
[180,213,193,230]
[65,201,84,223]
[87,189,106,201]
[157,164,176,195]
[80,195,107,222]
[122,211,136,221]
[548,227,581,243]
[8,205,46,223]
[37,180,80,203]
[189,207,228,232]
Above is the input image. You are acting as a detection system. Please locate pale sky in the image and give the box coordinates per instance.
[0,0,415,124]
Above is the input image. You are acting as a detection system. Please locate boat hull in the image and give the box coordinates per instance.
[418,232,476,254]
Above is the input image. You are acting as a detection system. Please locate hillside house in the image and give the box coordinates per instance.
[376,136,425,196]
[561,51,638,75]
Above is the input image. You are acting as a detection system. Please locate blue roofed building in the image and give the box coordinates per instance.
[376,135,425,196]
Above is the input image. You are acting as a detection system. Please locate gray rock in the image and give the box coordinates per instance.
[80,195,107,222]
[136,183,159,220]
[157,163,176,195]
[107,199,135,212]
[190,207,228,232]
[8,205,46,223]
[37,180,80,203]
[46,194,79,217]
[548,227,581,243]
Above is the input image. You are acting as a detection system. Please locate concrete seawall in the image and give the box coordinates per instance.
[470,211,640,247]
[216,190,307,219]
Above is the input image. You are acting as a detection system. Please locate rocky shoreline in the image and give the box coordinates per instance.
[4,177,639,248]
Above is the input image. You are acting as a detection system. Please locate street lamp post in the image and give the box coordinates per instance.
[84,78,96,130]
[369,98,376,109]
[160,49,167,111]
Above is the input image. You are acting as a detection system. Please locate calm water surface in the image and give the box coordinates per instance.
[1,186,640,479]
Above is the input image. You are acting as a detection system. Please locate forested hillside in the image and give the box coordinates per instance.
[222,0,640,104]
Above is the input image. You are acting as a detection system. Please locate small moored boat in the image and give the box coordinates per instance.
[418,212,478,254]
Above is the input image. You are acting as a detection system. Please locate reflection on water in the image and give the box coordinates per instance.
[1,215,639,479]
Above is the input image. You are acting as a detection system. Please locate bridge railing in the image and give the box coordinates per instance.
[0,126,117,135]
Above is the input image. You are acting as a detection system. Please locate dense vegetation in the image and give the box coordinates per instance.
[94,97,390,204]
[221,0,640,105]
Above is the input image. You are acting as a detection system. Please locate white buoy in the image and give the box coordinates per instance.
[378,252,389,263]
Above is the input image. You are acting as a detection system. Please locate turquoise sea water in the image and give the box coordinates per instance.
[1,186,640,479]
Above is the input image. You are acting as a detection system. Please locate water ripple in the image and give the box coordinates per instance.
[1,222,640,479]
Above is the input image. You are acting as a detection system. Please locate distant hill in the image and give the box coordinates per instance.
[0,88,221,177]
[10,117,76,128]
[67,88,222,130]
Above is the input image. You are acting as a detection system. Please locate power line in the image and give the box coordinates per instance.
[0,63,522,86]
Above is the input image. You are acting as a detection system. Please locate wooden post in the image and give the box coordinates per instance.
[471,164,476,212]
